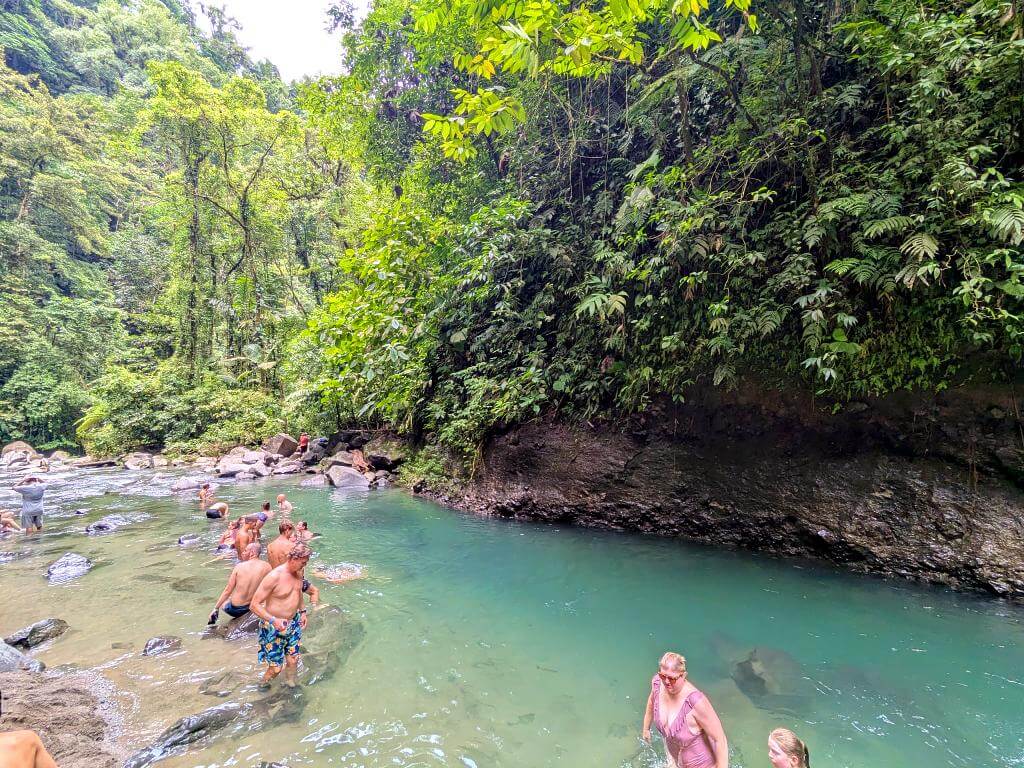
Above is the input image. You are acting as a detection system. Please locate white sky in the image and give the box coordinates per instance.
[207,1,372,82]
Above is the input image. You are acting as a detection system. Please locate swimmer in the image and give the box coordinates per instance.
[313,563,365,584]
[291,520,316,542]
[198,483,215,507]
[209,542,271,623]
[216,519,241,550]
[206,501,229,520]
[257,501,274,524]
[0,730,58,768]
[276,493,293,517]
[267,520,296,568]
[768,728,810,768]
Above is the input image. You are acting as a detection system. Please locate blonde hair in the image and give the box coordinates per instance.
[659,652,687,674]
[770,728,809,768]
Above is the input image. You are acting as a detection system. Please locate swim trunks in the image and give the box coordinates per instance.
[257,612,302,666]
[257,512,268,523]
[223,600,249,618]
[206,509,224,519]
[302,579,310,593]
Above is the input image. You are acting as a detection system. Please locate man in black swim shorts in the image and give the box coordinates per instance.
[209,543,271,624]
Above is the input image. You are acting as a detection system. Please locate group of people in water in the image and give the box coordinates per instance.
[198,486,362,688]
[644,652,811,767]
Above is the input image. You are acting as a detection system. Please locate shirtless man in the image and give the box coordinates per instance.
[291,520,316,543]
[207,501,229,520]
[267,520,296,568]
[198,483,215,507]
[209,543,272,623]
[250,542,313,687]
[276,494,293,518]
[0,730,57,768]
[234,517,258,558]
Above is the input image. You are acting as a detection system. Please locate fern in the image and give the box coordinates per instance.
[900,232,940,260]
[863,215,917,239]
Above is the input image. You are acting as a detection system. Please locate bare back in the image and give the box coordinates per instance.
[267,535,293,569]
[229,558,272,605]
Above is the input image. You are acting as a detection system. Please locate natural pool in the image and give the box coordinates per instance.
[1,468,1022,768]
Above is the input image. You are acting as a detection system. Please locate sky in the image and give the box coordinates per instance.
[208,1,371,82]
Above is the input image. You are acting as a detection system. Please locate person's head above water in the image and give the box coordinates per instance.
[276,494,286,503]
[298,521,309,531]
[768,728,809,768]
[228,519,241,530]
[201,483,210,490]
[242,542,262,561]
[658,651,687,692]
[261,501,270,512]
[279,520,295,536]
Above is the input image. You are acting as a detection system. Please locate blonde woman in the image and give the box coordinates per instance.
[768,728,809,768]
[642,652,729,768]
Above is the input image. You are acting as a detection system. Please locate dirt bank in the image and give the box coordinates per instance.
[0,669,124,768]
[420,383,1024,599]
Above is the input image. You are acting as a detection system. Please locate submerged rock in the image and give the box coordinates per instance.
[731,647,803,700]
[177,533,201,546]
[0,641,45,672]
[225,612,261,641]
[142,635,182,656]
[46,553,92,584]
[5,618,69,649]
[300,475,329,487]
[85,513,145,534]
[123,701,251,768]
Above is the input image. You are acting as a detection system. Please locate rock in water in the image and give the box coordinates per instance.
[123,702,251,768]
[170,476,208,492]
[0,641,45,672]
[4,618,69,649]
[302,620,366,687]
[123,452,154,470]
[2,440,35,456]
[177,533,201,546]
[732,647,803,700]
[142,635,182,656]
[300,474,329,487]
[215,460,250,478]
[46,553,93,584]
[85,513,146,534]
[326,465,370,489]
[262,433,298,457]
[225,612,261,641]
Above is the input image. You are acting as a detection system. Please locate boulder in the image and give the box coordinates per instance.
[170,476,209,492]
[249,462,273,478]
[2,440,35,456]
[123,701,251,768]
[362,436,408,470]
[152,454,170,468]
[241,449,267,465]
[215,460,251,478]
[48,450,72,463]
[323,450,354,469]
[272,461,302,475]
[301,437,330,465]
[142,635,182,656]
[300,475,329,487]
[235,471,257,481]
[262,433,299,458]
[123,452,154,470]
[4,618,69,649]
[326,465,371,489]
[225,612,261,641]
[46,553,92,584]
[0,641,44,672]
[72,456,118,468]
[225,446,248,458]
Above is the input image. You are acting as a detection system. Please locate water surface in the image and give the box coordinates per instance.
[1,469,1022,767]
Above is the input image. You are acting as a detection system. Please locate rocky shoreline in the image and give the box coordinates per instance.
[414,384,1024,601]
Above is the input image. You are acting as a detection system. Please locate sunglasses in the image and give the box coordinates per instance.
[658,672,684,685]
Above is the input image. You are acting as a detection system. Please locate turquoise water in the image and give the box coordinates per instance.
[2,471,1023,767]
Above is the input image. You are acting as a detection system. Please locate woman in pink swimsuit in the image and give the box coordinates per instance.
[642,652,729,768]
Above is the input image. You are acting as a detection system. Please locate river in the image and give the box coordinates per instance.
[1,468,1022,768]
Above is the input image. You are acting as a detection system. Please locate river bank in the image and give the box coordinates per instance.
[414,383,1024,600]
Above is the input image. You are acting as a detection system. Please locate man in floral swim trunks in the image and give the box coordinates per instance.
[249,541,313,688]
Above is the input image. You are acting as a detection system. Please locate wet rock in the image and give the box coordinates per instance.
[72,456,118,468]
[225,612,261,641]
[177,533,201,546]
[262,433,299,457]
[326,465,370,489]
[235,471,257,481]
[142,635,182,656]
[215,460,251,478]
[249,462,273,478]
[731,648,802,700]
[0,641,45,672]
[199,668,246,697]
[302,620,366,687]
[170,475,209,492]
[48,450,73,463]
[171,577,202,593]
[152,454,170,468]
[272,461,302,475]
[363,436,408,470]
[85,513,145,534]
[123,701,251,768]
[300,474,329,487]
[46,553,92,584]
[323,450,354,469]
[123,452,154,470]
[5,618,69,649]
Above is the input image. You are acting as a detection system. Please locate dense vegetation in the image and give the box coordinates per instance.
[1,0,1022,462]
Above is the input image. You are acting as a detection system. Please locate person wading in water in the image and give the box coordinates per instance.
[642,652,729,768]
[768,728,809,768]
[249,541,313,688]
[267,520,296,568]
[209,543,272,623]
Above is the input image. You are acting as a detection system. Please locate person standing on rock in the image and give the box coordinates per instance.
[298,432,310,456]
[642,652,729,768]
[267,520,296,568]
[250,541,313,688]
[12,476,48,533]
[209,543,272,623]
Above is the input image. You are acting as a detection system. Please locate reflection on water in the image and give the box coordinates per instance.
[1,467,1023,768]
